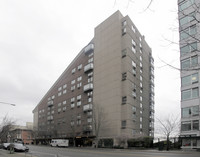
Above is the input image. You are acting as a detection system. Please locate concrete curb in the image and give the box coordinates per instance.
[0,149,36,157]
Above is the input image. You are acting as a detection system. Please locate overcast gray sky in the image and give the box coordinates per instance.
[0,0,179,128]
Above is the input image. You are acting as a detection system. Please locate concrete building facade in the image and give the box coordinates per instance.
[33,11,154,147]
[178,0,200,149]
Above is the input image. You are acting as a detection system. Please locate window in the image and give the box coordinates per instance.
[77,76,82,82]
[88,57,93,63]
[58,108,61,113]
[181,87,199,100]
[122,20,127,26]
[77,101,81,107]
[122,28,126,35]
[71,80,75,85]
[77,95,81,100]
[182,106,199,118]
[88,53,93,57]
[70,121,74,126]
[63,84,67,89]
[121,120,126,129]
[78,64,82,70]
[180,25,196,40]
[132,91,136,98]
[181,56,198,69]
[140,96,142,102]
[179,0,194,11]
[71,103,75,108]
[179,12,196,26]
[131,25,136,33]
[87,118,92,123]
[63,106,66,111]
[132,46,136,53]
[58,92,62,97]
[88,72,93,77]
[132,106,136,113]
[192,120,199,130]
[180,42,197,56]
[122,72,127,81]
[88,97,92,103]
[132,39,136,47]
[181,73,198,86]
[77,82,82,88]
[133,69,136,76]
[122,96,127,104]
[77,119,81,125]
[140,76,142,81]
[58,87,62,91]
[71,97,75,102]
[122,49,127,58]
[71,85,75,91]
[71,68,76,74]
[132,61,136,68]
[63,89,67,94]
[63,101,66,105]
[58,103,61,107]
[88,77,93,83]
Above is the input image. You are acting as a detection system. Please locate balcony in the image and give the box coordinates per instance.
[83,104,93,112]
[47,100,53,107]
[83,83,93,92]
[84,63,94,73]
[83,125,92,132]
[47,115,53,121]
[84,44,94,54]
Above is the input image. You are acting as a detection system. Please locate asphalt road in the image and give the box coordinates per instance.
[27,145,200,157]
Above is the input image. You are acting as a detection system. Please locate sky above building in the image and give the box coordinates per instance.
[0,0,179,135]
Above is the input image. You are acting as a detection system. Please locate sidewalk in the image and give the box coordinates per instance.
[0,149,33,157]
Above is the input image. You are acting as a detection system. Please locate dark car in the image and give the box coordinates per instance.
[7,143,29,152]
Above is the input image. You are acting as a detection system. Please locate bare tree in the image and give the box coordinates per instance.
[70,123,76,147]
[92,104,106,148]
[160,0,200,71]
[113,0,154,11]
[0,115,15,143]
[156,115,180,151]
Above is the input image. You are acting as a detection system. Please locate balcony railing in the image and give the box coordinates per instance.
[84,44,94,54]
[84,63,94,72]
[47,100,53,107]
[83,104,92,112]
[47,115,53,121]
[83,125,92,132]
[83,83,93,92]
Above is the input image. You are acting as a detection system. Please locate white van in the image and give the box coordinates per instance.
[50,139,69,147]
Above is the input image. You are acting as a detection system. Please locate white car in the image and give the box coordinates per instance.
[7,143,29,152]
[3,143,10,149]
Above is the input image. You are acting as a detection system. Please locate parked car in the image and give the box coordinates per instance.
[2,143,10,149]
[7,143,29,152]
[0,143,3,149]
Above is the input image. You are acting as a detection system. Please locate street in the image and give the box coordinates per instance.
[26,145,200,157]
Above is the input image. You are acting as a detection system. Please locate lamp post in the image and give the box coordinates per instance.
[0,101,16,106]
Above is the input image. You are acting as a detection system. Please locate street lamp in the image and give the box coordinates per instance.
[0,101,16,106]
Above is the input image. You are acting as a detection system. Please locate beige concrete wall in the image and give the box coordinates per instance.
[93,11,123,138]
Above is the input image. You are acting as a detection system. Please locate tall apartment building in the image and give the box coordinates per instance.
[33,11,154,147]
[178,0,200,149]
